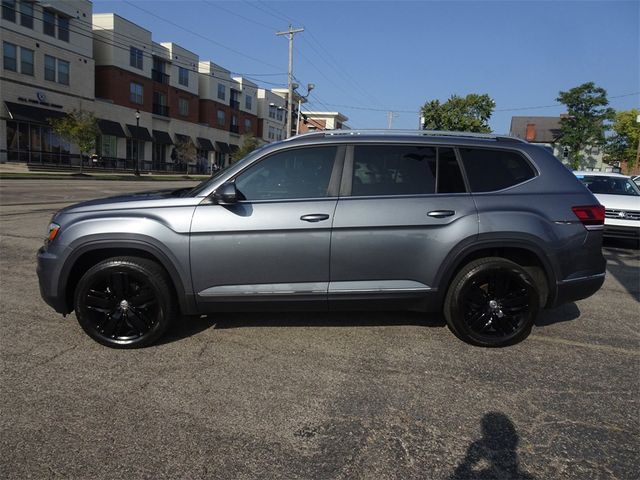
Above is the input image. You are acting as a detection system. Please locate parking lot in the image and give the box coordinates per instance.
[1,179,638,479]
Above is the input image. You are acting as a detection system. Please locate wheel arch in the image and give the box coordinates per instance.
[435,238,557,308]
[59,239,197,316]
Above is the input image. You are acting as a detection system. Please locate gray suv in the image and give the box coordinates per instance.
[37,130,606,348]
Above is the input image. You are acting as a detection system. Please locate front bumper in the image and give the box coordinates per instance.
[37,246,68,314]
[603,224,640,240]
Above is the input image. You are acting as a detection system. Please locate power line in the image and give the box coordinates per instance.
[201,0,278,31]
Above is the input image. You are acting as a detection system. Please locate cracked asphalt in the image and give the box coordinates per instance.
[1,179,638,479]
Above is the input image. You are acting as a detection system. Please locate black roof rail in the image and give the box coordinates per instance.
[317,129,528,143]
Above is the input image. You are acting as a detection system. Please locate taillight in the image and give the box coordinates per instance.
[572,205,605,230]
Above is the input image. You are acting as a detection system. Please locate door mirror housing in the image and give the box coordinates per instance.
[214,181,239,205]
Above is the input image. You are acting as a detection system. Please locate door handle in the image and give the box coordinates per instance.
[427,210,455,218]
[300,213,330,222]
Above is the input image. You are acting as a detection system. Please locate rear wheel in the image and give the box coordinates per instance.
[74,256,176,348]
[444,257,540,347]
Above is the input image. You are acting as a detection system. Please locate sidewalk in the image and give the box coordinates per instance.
[0,162,209,181]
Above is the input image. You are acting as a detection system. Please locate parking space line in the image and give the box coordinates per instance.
[529,334,639,356]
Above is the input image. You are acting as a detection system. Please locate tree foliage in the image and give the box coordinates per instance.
[49,109,99,174]
[174,140,197,175]
[605,109,639,170]
[556,82,615,170]
[420,94,495,133]
[231,135,261,163]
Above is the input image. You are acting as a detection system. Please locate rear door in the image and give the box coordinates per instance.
[328,143,478,308]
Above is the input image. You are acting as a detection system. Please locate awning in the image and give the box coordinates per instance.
[97,119,126,137]
[197,137,215,151]
[229,144,239,153]
[215,141,230,153]
[125,124,153,142]
[5,101,66,124]
[152,130,173,145]
[175,134,194,145]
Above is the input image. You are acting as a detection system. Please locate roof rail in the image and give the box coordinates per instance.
[316,129,527,143]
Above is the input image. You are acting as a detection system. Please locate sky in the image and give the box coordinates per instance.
[92,0,640,133]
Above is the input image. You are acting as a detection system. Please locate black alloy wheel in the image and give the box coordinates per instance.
[74,256,175,348]
[444,257,540,347]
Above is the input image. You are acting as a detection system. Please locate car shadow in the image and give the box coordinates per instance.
[603,241,640,302]
[449,412,535,480]
[535,302,581,327]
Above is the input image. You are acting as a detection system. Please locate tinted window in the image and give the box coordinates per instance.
[460,148,535,192]
[579,176,640,196]
[438,147,466,193]
[236,147,337,201]
[353,145,436,196]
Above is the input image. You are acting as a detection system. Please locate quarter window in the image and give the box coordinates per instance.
[459,148,536,192]
[235,146,337,201]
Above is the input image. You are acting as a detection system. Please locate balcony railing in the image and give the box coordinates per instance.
[152,69,170,84]
[230,100,240,110]
[229,125,240,134]
[153,103,170,116]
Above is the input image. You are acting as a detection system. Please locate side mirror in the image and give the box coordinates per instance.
[214,181,239,205]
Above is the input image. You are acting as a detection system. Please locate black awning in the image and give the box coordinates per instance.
[97,119,126,137]
[125,124,153,141]
[152,130,174,145]
[229,144,239,153]
[215,141,230,153]
[197,137,215,150]
[175,134,193,145]
[5,101,66,124]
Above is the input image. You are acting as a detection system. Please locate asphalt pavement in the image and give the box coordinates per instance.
[1,179,638,479]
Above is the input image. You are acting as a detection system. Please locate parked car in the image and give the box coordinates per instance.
[632,175,640,187]
[574,172,640,245]
[38,130,606,349]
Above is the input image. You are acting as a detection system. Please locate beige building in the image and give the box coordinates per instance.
[298,112,349,134]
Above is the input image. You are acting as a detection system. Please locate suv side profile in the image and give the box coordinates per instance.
[37,130,606,348]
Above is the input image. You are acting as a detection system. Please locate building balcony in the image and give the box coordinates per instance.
[229,125,240,134]
[153,104,170,117]
[230,100,240,110]
[152,69,170,85]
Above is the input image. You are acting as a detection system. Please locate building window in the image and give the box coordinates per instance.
[178,98,189,117]
[276,109,284,121]
[44,54,55,81]
[130,46,143,70]
[268,105,276,119]
[20,47,33,76]
[153,91,168,116]
[20,1,33,28]
[57,59,69,85]
[2,0,15,22]
[178,67,189,87]
[245,95,252,110]
[217,83,225,100]
[58,16,69,42]
[98,135,117,158]
[43,8,55,36]
[3,42,17,71]
[217,110,225,126]
[130,82,143,104]
[244,119,252,133]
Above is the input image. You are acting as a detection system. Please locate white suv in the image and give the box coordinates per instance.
[575,172,640,244]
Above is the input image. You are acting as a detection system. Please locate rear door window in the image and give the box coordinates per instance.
[459,148,536,192]
[351,145,466,196]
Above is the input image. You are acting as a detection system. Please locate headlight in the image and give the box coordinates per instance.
[45,223,61,245]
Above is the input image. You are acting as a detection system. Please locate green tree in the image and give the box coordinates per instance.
[556,82,615,170]
[420,94,495,133]
[605,109,639,170]
[231,135,261,163]
[49,109,99,174]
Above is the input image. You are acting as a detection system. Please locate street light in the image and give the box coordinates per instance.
[134,109,140,176]
[296,83,315,136]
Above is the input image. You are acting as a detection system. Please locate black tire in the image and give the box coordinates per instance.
[444,257,540,347]
[74,256,176,348]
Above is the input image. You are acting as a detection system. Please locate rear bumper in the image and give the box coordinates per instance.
[553,272,606,306]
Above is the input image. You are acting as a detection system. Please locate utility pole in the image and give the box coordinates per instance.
[387,111,399,129]
[276,25,304,138]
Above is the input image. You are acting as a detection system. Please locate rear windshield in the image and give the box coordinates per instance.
[577,175,640,196]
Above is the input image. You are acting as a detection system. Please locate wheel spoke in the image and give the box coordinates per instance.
[126,309,148,335]
[467,310,489,330]
[100,310,121,337]
[110,272,128,298]
[129,288,156,309]
[85,290,113,311]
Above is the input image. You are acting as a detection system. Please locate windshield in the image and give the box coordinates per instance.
[578,175,640,196]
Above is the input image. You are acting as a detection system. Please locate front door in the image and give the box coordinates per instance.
[190,145,344,309]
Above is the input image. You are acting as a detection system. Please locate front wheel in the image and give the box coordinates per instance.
[444,257,540,347]
[74,256,176,348]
